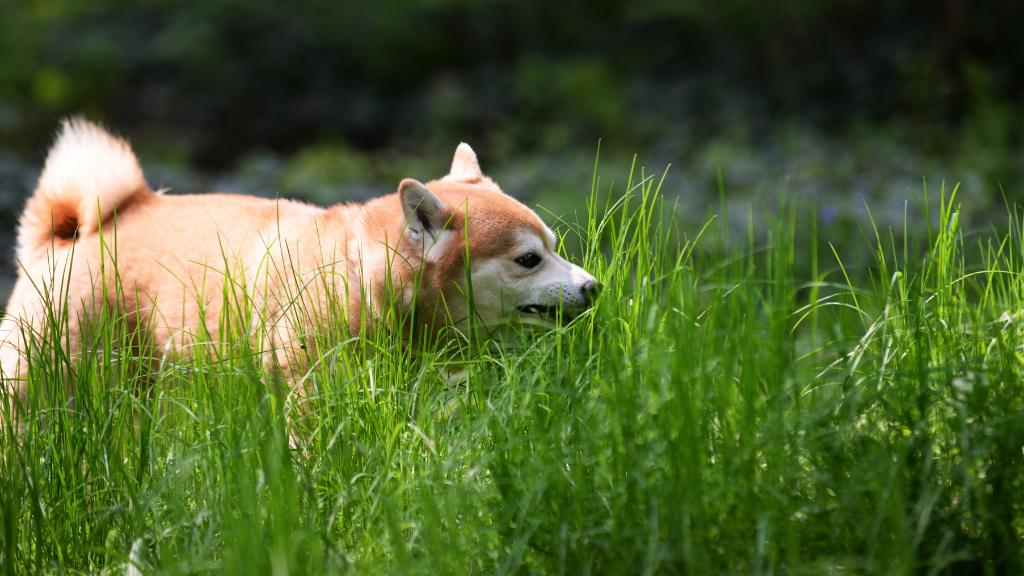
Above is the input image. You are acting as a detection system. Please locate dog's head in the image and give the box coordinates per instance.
[396,144,600,327]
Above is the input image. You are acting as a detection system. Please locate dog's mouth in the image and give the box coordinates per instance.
[516,304,587,323]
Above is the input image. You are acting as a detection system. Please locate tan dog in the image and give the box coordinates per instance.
[0,119,599,393]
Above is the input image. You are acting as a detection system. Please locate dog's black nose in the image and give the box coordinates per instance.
[580,280,603,304]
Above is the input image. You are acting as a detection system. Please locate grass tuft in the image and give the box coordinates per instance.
[1,160,1023,574]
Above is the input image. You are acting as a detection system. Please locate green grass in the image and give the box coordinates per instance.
[2,160,1024,574]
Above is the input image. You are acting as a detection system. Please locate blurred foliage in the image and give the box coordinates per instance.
[2,0,1024,167]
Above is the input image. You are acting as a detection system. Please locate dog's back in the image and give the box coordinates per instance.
[1,120,350,383]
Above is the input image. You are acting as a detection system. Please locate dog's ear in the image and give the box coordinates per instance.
[399,178,447,244]
[448,143,482,181]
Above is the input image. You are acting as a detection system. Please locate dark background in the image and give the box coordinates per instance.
[1,0,1022,291]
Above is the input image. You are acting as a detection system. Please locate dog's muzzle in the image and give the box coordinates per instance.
[517,281,602,321]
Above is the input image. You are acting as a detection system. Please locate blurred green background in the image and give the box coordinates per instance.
[1,0,1023,285]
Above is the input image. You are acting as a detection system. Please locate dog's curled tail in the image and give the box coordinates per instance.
[17,117,151,263]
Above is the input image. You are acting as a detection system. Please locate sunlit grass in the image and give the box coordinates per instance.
[1,160,1023,574]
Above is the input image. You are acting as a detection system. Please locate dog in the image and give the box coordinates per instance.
[0,119,600,396]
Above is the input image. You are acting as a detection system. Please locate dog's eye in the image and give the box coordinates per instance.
[515,252,542,269]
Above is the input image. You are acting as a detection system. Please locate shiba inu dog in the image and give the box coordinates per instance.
[0,119,600,395]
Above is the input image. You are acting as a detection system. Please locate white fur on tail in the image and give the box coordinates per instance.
[17,118,149,263]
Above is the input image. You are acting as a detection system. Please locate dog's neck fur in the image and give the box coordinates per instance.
[316,193,457,337]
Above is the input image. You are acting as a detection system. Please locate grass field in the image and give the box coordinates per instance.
[1,159,1023,574]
